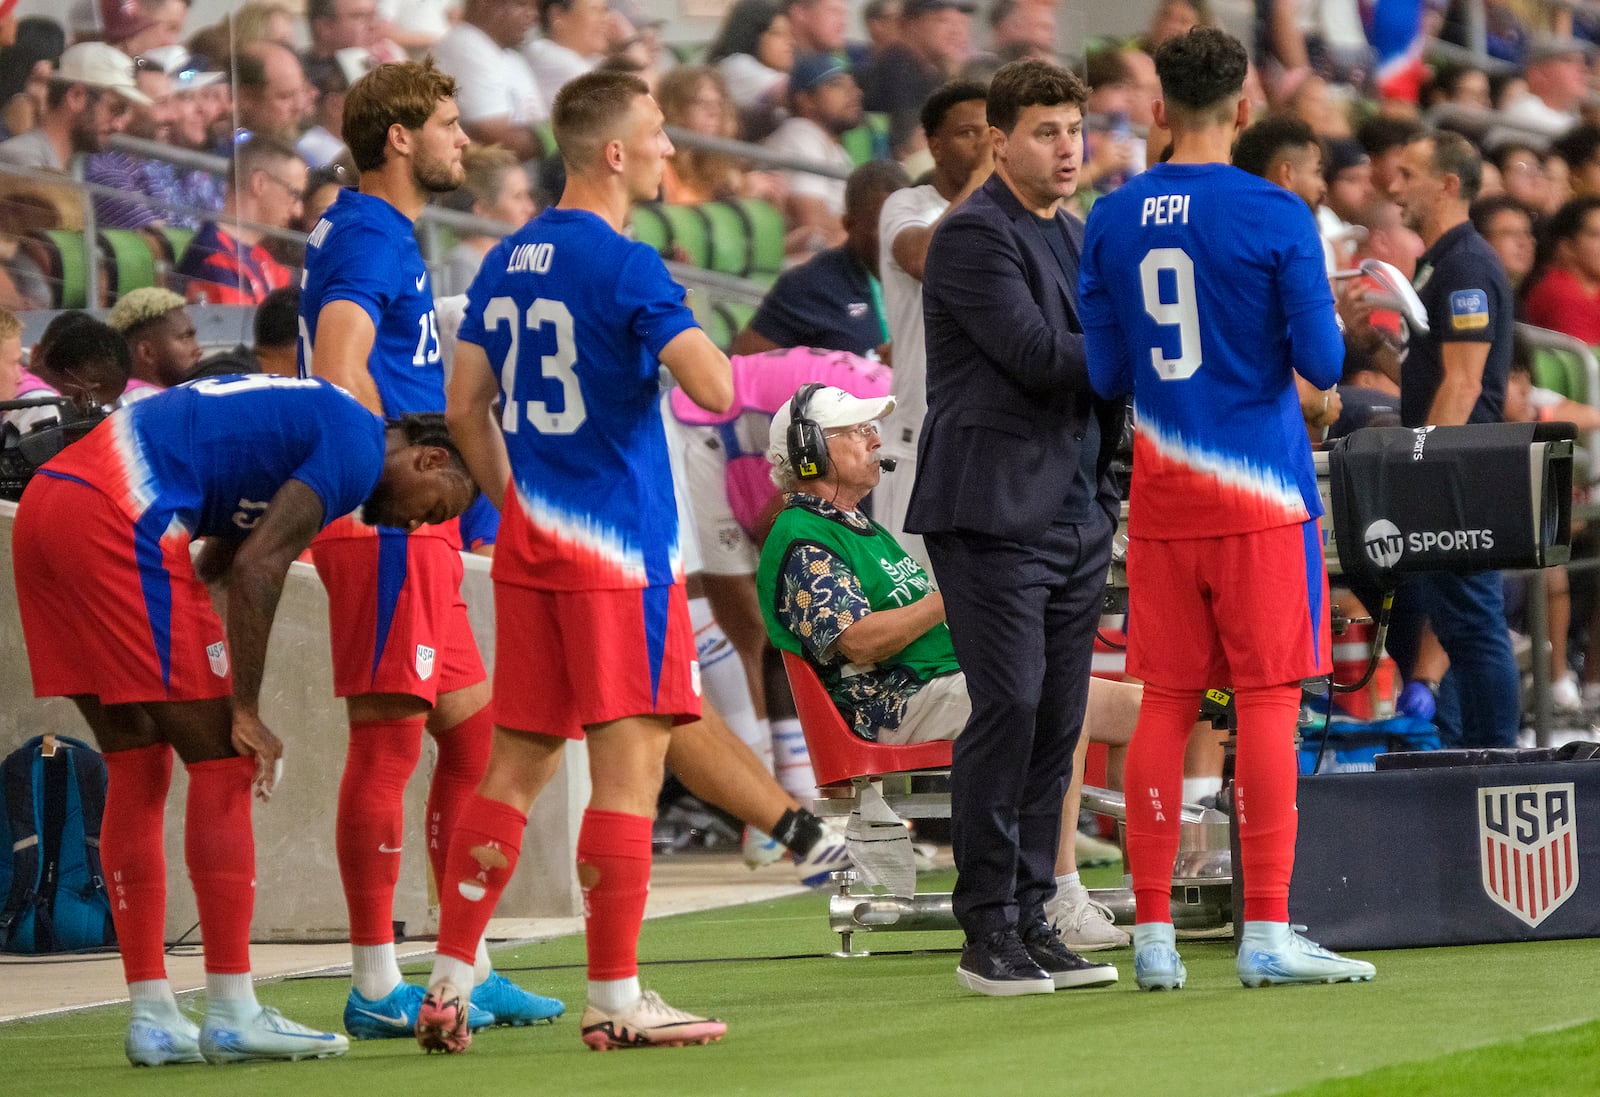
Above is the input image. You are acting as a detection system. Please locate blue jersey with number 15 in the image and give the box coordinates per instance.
[298,188,443,415]
[1079,162,1341,541]
[460,207,699,591]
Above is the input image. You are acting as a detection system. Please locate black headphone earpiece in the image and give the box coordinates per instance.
[786,382,829,481]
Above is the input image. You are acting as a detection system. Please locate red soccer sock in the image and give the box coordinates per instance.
[102,743,174,985]
[434,795,526,965]
[576,810,653,981]
[1123,684,1202,924]
[425,707,493,885]
[1233,684,1303,923]
[336,718,425,946]
[184,756,257,975]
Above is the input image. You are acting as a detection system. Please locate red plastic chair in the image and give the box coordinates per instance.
[780,651,953,787]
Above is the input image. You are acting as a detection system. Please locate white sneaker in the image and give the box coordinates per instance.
[199,1001,349,1063]
[1045,881,1130,952]
[742,827,786,869]
[1552,674,1584,714]
[794,825,851,887]
[579,990,726,1050]
[1074,830,1123,868]
[1237,923,1376,988]
[125,1001,203,1067]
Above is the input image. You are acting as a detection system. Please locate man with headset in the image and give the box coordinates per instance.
[755,383,1134,960]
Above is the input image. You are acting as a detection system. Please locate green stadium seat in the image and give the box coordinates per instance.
[157,226,195,266]
[697,200,749,277]
[631,203,670,256]
[659,203,710,268]
[733,198,786,278]
[28,229,89,309]
[840,112,890,166]
[716,301,756,348]
[1532,346,1588,404]
[99,229,159,299]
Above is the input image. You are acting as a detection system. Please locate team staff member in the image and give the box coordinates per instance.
[1385,130,1519,748]
[299,59,561,1038]
[1079,26,1373,991]
[907,59,1125,997]
[419,70,734,1054]
[12,375,478,1066]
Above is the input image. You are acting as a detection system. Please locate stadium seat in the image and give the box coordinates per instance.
[732,197,785,281]
[99,229,160,299]
[714,301,756,348]
[840,112,890,166]
[659,203,710,268]
[1532,346,1588,403]
[697,200,750,277]
[780,651,952,788]
[630,203,670,256]
[24,229,89,309]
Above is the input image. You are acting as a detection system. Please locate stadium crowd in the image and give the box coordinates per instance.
[2,0,1600,1068]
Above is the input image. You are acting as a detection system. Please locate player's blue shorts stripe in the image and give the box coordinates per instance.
[132,511,175,692]
[642,584,669,704]
[1302,518,1324,667]
[372,528,409,679]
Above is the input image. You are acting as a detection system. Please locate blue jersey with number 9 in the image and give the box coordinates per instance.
[299,188,443,416]
[459,207,699,591]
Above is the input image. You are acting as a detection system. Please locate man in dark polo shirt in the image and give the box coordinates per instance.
[1386,128,1519,747]
[731,160,909,360]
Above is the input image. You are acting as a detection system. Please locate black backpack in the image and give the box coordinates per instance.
[0,735,117,953]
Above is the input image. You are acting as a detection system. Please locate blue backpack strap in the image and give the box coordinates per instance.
[0,737,45,950]
[63,740,114,947]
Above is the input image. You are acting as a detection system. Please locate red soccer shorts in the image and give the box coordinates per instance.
[1126,519,1332,690]
[14,474,231,704]
[492,582,702,738]
[311,527,485,702]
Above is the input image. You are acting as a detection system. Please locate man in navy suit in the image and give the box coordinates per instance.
[906,59,1125,997]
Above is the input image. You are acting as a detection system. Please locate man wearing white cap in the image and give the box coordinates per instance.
[0,41,150,170]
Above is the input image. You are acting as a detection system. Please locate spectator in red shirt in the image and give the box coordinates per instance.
[175,133,305,304]
[1523,196,1600,346]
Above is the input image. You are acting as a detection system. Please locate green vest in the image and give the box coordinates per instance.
[757,501,958,680]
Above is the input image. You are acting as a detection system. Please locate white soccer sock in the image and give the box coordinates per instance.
[429,956,475,994]
[692,601,772,772]
[205,972,257,1008]
[473,937,492,987]
[1183,776,1222,805]
[1055,871,1081,893]
[351,943,402,1000]
[772,717,816,802]
[587,976,641,1014]
[128,979,177,1010]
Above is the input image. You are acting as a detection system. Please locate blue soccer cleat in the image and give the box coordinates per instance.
[125,1002,204,1067]
[1133,922,1187,991]
[1237,923,1376,988]
[471,971,564,1026]
[344,981,496,1040]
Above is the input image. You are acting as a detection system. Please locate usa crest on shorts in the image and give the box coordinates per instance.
[207,641,229,678]
[416,644,436,681]
[1479,782,1578,928]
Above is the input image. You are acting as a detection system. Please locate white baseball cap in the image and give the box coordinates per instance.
[141,45,225,91]
[767,384,895,469]
[56,42,153,105]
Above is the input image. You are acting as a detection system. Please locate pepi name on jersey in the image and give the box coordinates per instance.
[507,242,555,274]
[1140,194,1190,226]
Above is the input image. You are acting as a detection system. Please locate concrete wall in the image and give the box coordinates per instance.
[0,500,587,942]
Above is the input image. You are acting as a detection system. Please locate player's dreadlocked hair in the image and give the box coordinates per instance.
[392,412,481,503]
[1153,27,1247,123]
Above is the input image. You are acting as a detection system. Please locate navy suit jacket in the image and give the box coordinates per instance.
[905,174,1123,542]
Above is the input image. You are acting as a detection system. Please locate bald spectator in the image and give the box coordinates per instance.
[105,287,201,395]
[175,133,304,304]
[1500,38,1593,137]
[764,53,861,249]
[732,160,908,359]
[862,0,973,151]
[230,1,298,48]
[526,0,608,115]
[0,42,149,170]
[230,41,310,149]
[432,0,547,160]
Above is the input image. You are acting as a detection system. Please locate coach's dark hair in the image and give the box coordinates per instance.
[921,80,988,139]
[986,59,1086,136]
[552,70,652,170]
[343,58,458,173]
[1153,27,1246,120]
[1232,114,1318,179]
[1412,129,1483,204]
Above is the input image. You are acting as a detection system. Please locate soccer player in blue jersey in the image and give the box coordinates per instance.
[1078,27,1376,991]
[299,59,562,1038]
[418,69,734,1054]
[12,375,477,1065]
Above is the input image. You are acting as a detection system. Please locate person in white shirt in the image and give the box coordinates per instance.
[1499,37,1593,138]
[706,0,793,113]
[875,79,988,573]
[525,0,607,117]
[431,0,546,160]
[763,53,860,250]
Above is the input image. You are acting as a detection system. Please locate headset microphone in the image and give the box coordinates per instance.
[878,457,898,472]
